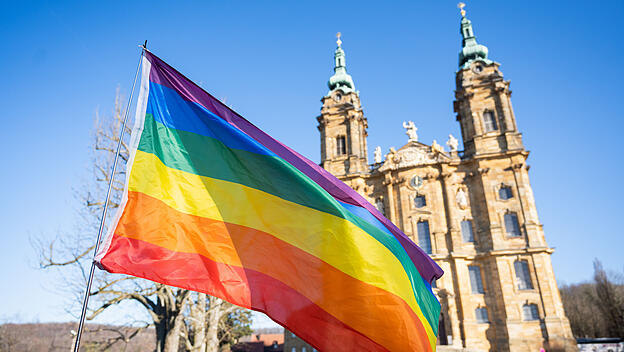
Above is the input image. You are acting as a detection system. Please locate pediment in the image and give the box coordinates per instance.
[378,141,450,172]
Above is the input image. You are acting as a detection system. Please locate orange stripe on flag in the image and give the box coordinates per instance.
[112,191,434,352]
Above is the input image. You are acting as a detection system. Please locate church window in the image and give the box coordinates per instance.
[302,348,307,352]
[461,220,475,242]
[499,186,513,200]
[336,136,346,155]
[414,195,426,208]
[468,265,485,294]
[475,307,489,323]
[515,260,534,290]
[291,348,296,352]
[504,212,522,237]
[483,110,498,132]
[523,304,540,321]
[417,221,432,254]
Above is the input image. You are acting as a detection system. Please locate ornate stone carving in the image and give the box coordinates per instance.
[378,143,450,172]
[399,147,431,166]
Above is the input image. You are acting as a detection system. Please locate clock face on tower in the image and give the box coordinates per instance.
[410,175,423,189]
[334,93,342,102]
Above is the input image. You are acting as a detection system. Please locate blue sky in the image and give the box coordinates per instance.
[0,1,622,326]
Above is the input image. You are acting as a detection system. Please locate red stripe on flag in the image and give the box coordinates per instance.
[100,235,388,352]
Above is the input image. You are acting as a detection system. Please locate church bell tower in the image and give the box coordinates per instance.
[317,33,369,177]
[453,6,524,157]
[448,5,577,351]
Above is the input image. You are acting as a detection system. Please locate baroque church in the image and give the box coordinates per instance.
[285,6,576,352]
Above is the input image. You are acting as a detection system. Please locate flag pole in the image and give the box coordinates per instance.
[72,42,146,352]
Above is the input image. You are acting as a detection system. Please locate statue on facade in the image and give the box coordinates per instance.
[374,146,382,163]
[403,121,418,142]
[446,134,459,152]
[456,188,468,209]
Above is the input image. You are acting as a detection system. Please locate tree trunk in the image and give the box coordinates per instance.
[154,286,190,352]
[163,314,184,352]
[188,293,207,352]
[205,297,224,352]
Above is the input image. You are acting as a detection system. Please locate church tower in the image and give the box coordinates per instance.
[449,5,576,351]
[453,7,524,158]
[317,33,369,177]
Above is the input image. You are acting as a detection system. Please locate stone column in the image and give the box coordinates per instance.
[510,162,546,248]
[475,166,507,251]
[439,167,463,253]
[383,174,397,225]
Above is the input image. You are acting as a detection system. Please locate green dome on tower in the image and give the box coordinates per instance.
[328,33,355,94]
[458,3,493,69]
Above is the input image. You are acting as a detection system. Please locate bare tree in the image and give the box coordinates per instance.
[35,90,251,352]
[183,293,252,351]
[560,259,624,338]
[591,260,624,337]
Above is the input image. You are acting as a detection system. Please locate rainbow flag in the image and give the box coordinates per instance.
[95,51,443,351]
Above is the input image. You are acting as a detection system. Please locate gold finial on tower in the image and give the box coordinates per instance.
[336,32,342,46]
[458,2,466,17]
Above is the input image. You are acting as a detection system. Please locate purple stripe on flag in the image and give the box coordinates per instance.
[143,51,443,283]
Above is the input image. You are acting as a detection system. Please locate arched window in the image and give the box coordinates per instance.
[504,212,522,237]
[475,307,489,323]
[468,265,485,294]
[414,195,426,208]
[483,110,498,132]
[461,220,475,243]
[336,135,346,155]
[499,185,513,200]
[416,221,432,254]
[523,303,540,321]
[515,260,534,290]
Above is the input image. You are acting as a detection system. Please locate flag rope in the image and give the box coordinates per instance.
[72,42,146,352]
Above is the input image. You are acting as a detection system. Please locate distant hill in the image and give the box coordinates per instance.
[0,323,283,352]
[0,322,154,351]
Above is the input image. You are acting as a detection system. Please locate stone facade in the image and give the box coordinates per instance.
[288,10,577,352]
